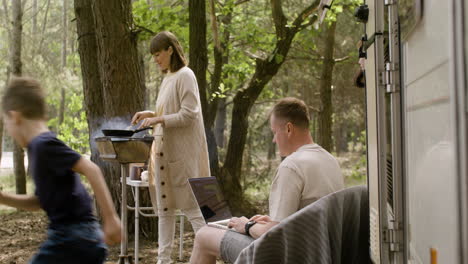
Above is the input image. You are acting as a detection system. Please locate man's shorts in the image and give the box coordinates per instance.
[29,221,108,264]
[220,230,255,263]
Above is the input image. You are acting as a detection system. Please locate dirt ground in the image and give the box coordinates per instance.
[0,151,365,263]
[0,210,221,264]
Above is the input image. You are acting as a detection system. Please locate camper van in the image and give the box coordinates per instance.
[362,0,468,263]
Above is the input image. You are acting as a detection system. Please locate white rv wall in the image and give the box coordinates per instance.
[365,0,384,262]
[403,0,459,263]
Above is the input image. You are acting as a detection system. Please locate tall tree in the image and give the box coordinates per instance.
[210,0,233,149]
[0,0,11,167]
[37,0,50,55]
[219,0,321,214]
[74,0,155,239]
[74,0,105,160]
[317,20,337,152]
[59,0,68,128]
[10,0,27,195]
[188,0,220,175]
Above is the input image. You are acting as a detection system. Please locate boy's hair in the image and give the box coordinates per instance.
[2,76,47,120]
[149,31,187,73]
[271,97,310,129]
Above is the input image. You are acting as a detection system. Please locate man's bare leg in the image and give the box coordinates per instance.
[190,226,227,264]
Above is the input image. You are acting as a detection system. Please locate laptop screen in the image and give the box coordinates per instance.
[188,177,232,223]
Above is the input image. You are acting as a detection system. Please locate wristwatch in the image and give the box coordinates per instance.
[245,220,257,236]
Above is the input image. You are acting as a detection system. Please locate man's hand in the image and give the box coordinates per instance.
[227,216,249,234]
[102,215,122,245]
[249,214,272,224]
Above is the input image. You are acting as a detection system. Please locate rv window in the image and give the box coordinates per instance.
[399,0,423,40]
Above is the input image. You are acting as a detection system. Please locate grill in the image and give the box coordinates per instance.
[95,136,154,163]
[95,135,154,264]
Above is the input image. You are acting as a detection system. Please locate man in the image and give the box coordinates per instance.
[190,97,344,264]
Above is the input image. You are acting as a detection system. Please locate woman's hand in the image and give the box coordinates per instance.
[131,111,155,126]
[138,116,165,128]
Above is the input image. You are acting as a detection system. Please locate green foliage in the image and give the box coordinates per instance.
[47,75,89,154]
[349,130,367,181]
[0,0,369,209]
[323,0,361,23]
[132,0,189,45]
[0,172,35,195]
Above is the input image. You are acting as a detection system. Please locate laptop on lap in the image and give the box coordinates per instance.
[188,177,233,230]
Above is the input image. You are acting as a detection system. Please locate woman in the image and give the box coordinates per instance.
[131,31,210,264]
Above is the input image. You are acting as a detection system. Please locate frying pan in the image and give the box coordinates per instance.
[102,127,152,137]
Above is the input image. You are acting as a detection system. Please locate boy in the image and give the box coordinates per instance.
[0,77,121,263]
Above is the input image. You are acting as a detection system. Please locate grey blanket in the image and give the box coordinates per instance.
[234,185,370,264]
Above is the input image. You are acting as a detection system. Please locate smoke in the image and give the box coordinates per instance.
[90,116,150,140]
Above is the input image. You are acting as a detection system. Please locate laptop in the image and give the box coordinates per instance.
[188,177,233,230]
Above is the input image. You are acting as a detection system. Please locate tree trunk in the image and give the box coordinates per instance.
[267,129,276,160]
[75,0,155,239]
[317,21,337,152]
[58,88,66,128]
[58,0,67,128]
[93,0,150,237]
[9,0,27,195]
[211,4,232,149]
[220,0,320,215]
[189,0,208,120]
[32,0,37,34]
[0,0,9,167]
[189,0,219,175]
[2,0,11,41]
[37,0,50,55]
[0,117,3,162]
[62,0,67,68]
[214,97,226,148]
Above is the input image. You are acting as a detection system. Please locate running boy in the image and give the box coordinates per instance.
[0,77,121,263]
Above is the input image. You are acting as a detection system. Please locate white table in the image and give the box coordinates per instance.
[125,178,185,263]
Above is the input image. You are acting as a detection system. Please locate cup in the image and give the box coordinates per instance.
[129,163,145,180]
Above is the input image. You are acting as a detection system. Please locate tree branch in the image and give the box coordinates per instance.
[270,0,287,39]
[209,0,220,51]
[235,0,251,6]
[133,25,155,35]
[292,0,321,31]
[334,56,349,63]
[244,50,265,61]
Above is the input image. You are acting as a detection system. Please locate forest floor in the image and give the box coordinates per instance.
[0,151,365,263]
[0,209,215,264]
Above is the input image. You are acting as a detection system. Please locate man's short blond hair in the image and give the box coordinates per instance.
[271,97,310,129]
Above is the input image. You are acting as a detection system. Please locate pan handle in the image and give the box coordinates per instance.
[134,126,152,133]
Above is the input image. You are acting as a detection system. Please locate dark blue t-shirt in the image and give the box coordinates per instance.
[27,131,95,228]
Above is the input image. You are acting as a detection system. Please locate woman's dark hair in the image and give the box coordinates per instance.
[149,31,187,73]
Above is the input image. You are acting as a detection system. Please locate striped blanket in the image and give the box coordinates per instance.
[234,185,370,264]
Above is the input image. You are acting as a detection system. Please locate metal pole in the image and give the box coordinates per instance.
[118,164,132,264]
[386,0,404,262]
[135,186,140,264]
[179,215,184,260]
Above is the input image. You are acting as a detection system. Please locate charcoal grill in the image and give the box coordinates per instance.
[95,136,154,264]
